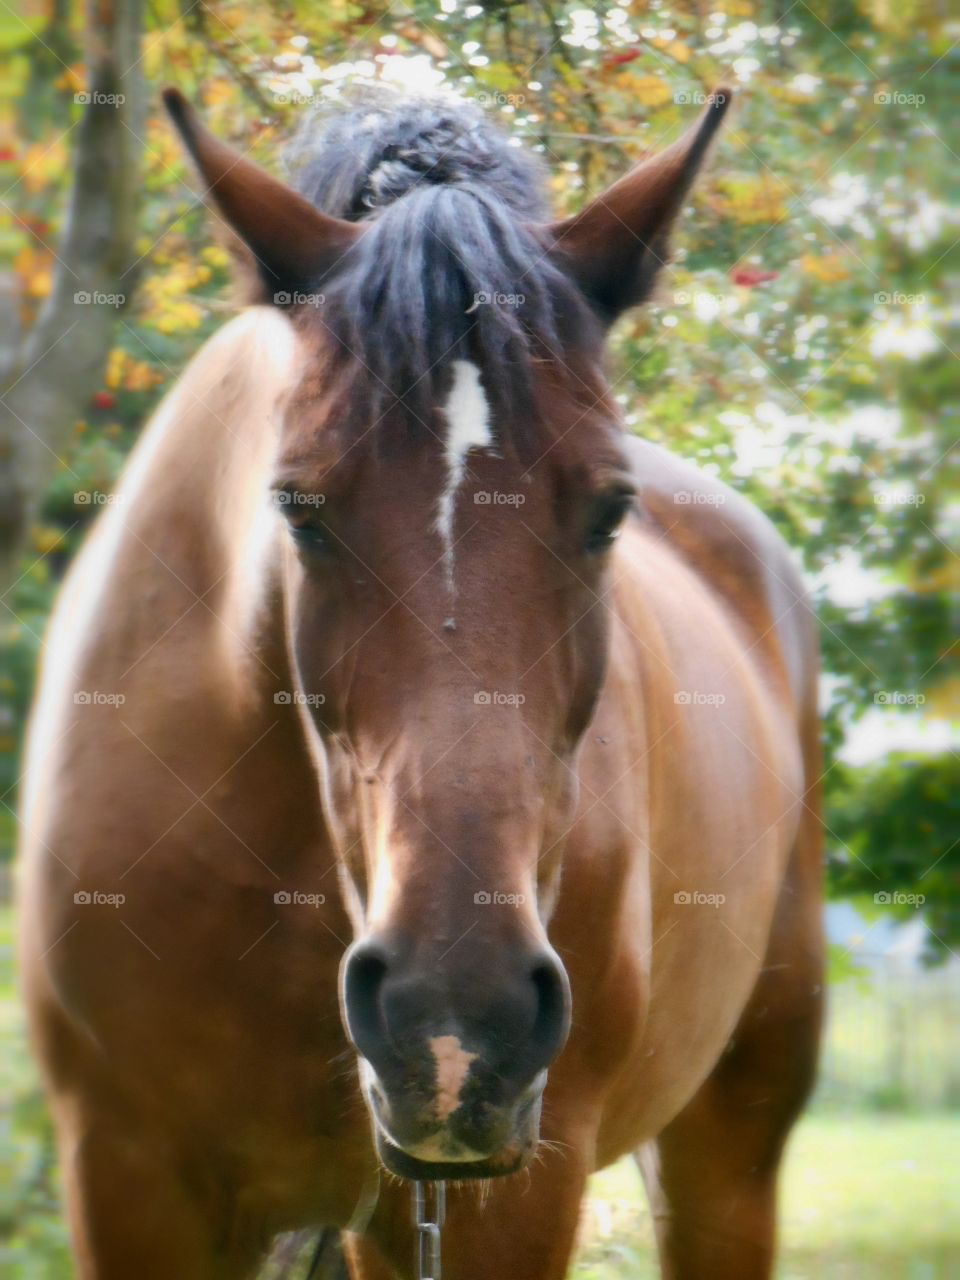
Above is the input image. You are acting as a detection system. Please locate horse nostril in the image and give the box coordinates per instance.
[343,938,570,1091]
[342,940,391,1060]
[529,952,571,1066]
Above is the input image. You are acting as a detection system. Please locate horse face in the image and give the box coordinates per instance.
[163,82,730,1180]
[274,363,632,1177]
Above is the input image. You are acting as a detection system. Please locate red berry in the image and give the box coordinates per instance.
[730,267,779,287]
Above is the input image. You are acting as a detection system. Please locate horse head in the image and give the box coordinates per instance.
[165,86,730,1179]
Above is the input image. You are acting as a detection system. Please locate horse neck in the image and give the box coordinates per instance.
[136,309,300,690]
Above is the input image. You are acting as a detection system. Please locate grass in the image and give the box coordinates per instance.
[573,1115,960,1279]
[3,905,958,1277]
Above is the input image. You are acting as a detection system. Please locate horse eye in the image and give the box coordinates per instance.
[288,523,330,553]
[273,491,331,554]
[585,494,633,555]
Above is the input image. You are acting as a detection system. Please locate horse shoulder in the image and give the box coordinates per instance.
[19,309,308,959]
[622,435,816,715]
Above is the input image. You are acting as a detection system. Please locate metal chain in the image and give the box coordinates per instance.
[412,1181,446,1280]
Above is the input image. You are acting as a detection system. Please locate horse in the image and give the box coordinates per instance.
[18,86,824,1279]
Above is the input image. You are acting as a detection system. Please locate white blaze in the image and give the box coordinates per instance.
[436,359,493,589]
[429,1034,479,1122]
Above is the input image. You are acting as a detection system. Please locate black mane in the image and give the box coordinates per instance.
[285,92,599,433]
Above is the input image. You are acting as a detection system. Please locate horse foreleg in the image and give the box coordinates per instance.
[56,1109,266,1280]
[638,810,824,1280]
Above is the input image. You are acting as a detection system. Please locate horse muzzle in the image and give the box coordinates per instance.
[360,1056,547,1181]
[341,934,570,1180]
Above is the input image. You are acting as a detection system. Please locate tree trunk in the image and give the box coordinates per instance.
[0,0,145,594]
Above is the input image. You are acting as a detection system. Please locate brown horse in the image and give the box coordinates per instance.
[18,88,823,1279]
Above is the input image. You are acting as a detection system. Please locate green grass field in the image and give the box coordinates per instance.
[3,907,958,1277]
[573,1115,960,1279]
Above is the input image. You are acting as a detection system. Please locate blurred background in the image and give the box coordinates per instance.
[1,1,957,1276]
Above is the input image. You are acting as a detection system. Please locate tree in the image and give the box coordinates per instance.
[2,4,955,950]
[0,0,145,592]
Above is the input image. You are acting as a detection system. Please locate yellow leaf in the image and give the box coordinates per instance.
[925,677,959,719]
[28,137,69,189]
[203,79,235,108]
[123,359,165,392]
[665,40,692,64]
[27,268,52,298]
[14,245,54,297]
[105,348,127,390]
[201,245,231,270]
[633,75,673,108]
[54,65,85,94]
[32,525,63,555]
[714,176,790,226]
[800,253,850,284]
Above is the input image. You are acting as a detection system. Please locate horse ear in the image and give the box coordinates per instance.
[162,88,361,302]
[545,89,732,324]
